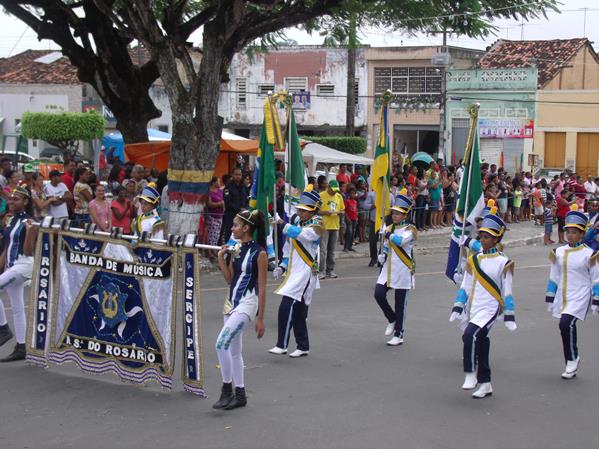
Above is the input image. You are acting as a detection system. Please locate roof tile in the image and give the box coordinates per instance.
[478,38,594,88]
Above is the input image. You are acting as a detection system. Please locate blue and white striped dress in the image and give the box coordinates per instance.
[223,241,263,320]
[3,211,31,268]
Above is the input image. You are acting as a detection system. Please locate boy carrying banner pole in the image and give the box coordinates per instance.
[449,207,517,399]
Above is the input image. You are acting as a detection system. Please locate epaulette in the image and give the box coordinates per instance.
[548,248,557,263]
[503,259,515,275]
[307,215,325,237]
[152,220,166,234]
[404,224,418,239]
[591,251,599,266]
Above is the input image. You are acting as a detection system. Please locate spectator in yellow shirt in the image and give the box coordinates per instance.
[318,179,345,279]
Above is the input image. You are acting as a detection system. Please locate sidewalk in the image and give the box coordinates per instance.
[335,220,545,260]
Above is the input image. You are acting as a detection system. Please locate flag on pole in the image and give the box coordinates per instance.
[371,98,391,231]
[284,107,306,217]
[250,97,280,239]
[445,107,485,281]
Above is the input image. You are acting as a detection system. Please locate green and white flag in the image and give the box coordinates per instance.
[284,108,306,216]
[456,131,485,224]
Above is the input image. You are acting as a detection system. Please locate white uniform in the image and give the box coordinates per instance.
[132,210,166,240]
[274,216,323,305]
[377,223,417,290]
[459,251,514,329]
[547,244,599,321]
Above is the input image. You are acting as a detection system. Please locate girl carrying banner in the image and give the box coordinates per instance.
[131,184,166,239]
[374,190,417,346]
[545,205,599,379]
[214,209,268,410]
[449,208,517,398]
[269,187,323,358]
[0,187,38,362]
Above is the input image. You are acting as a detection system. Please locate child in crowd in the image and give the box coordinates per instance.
[521,183,531,221]
[343,188,358,252]
[543,199,555,245]
[532,182,544,225]
[513,183,522,223]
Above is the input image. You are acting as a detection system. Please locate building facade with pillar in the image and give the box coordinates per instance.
[365,46,484,159]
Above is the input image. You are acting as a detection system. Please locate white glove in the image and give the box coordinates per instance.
[547,303,553,313]
[273,267,284,280]
[591,305,599,315]
[504,321,517,331]
[449,311,463,322]
[377,253,387,264]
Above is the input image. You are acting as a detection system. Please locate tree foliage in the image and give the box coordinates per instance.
[21,111,105,156]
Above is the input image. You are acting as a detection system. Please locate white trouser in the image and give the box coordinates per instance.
[215,311,250,387]
[0,262,31,344]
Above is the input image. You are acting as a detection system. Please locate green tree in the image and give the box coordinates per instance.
[20,111,105,158]
[1,1,162,144]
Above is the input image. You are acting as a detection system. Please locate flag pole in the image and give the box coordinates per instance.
[378,90,393,255]
[268,92,280,267]
[459,103,480,243]
[286,95,293,219]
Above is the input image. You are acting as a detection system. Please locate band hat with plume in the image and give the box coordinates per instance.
[564,204,588,231]
[139,183,160,205]
[11,186,31,199]
[296,184,321,212]
[479,205,506,238]
[390,188,413,214]
[478,199,495,219]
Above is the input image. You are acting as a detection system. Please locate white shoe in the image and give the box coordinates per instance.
[561,357,580,379]
[385,322,396,336]
[268,346,287,355]
[289,349,309,358]
[318,273,327,280]
[472,382,493,398]
[386,336,404,346]
[461,372,478,390]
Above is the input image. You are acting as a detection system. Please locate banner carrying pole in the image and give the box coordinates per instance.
[459,103,480,243]
[378,91,393,256]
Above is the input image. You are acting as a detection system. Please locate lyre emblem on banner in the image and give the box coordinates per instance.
[95,282,128,329]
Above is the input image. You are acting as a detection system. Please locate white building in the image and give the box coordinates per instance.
[219,45,369,138]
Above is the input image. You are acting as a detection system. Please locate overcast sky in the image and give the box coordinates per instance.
[0,1,598,58]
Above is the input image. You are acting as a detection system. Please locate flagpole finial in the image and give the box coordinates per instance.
[381,89,394,106]
[468,102,480,118]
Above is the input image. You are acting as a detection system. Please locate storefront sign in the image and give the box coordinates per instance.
[479,118,534,139]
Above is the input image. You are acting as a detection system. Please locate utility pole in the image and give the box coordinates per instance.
[345,14,357,137]
[437,29,448,162]
[583,7,588,38]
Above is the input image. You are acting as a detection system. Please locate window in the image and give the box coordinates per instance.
[258,84,275,97]
[284,77,307,93]
[14,118,20,132]
[236,78,247,108]
[157,124,169,133]
[316,84,335,96]
[354,80,359,105]
[374,67,442,95]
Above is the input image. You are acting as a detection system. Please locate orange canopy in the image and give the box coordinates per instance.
[124,138,259,178]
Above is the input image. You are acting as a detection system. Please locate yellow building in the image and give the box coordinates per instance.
[480,39,599,176]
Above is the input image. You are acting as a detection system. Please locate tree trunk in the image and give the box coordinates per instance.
[164,23,227,236]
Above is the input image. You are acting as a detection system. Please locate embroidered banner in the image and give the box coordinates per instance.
[26,227,206,396]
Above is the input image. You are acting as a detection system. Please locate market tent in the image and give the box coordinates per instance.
[102,128,171,162]
[301,142,374,175]
[123,134,259,177]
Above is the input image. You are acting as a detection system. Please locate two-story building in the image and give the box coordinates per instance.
[445,67,537,173]
[365,45,484,157]
[479,38,599,176]
[219,45,368,138]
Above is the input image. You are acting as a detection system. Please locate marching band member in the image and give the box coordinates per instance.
[453,200,494,284]
[214,209,267,410]
[269,187,323,358]
[450,208,516,398]
[0,187,38,362]
[584,199,598,251]
[545,205,599,379]
[131,183,166,239]
[374,190,417,346]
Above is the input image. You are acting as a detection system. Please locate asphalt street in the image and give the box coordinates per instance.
[1,243,599,449]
